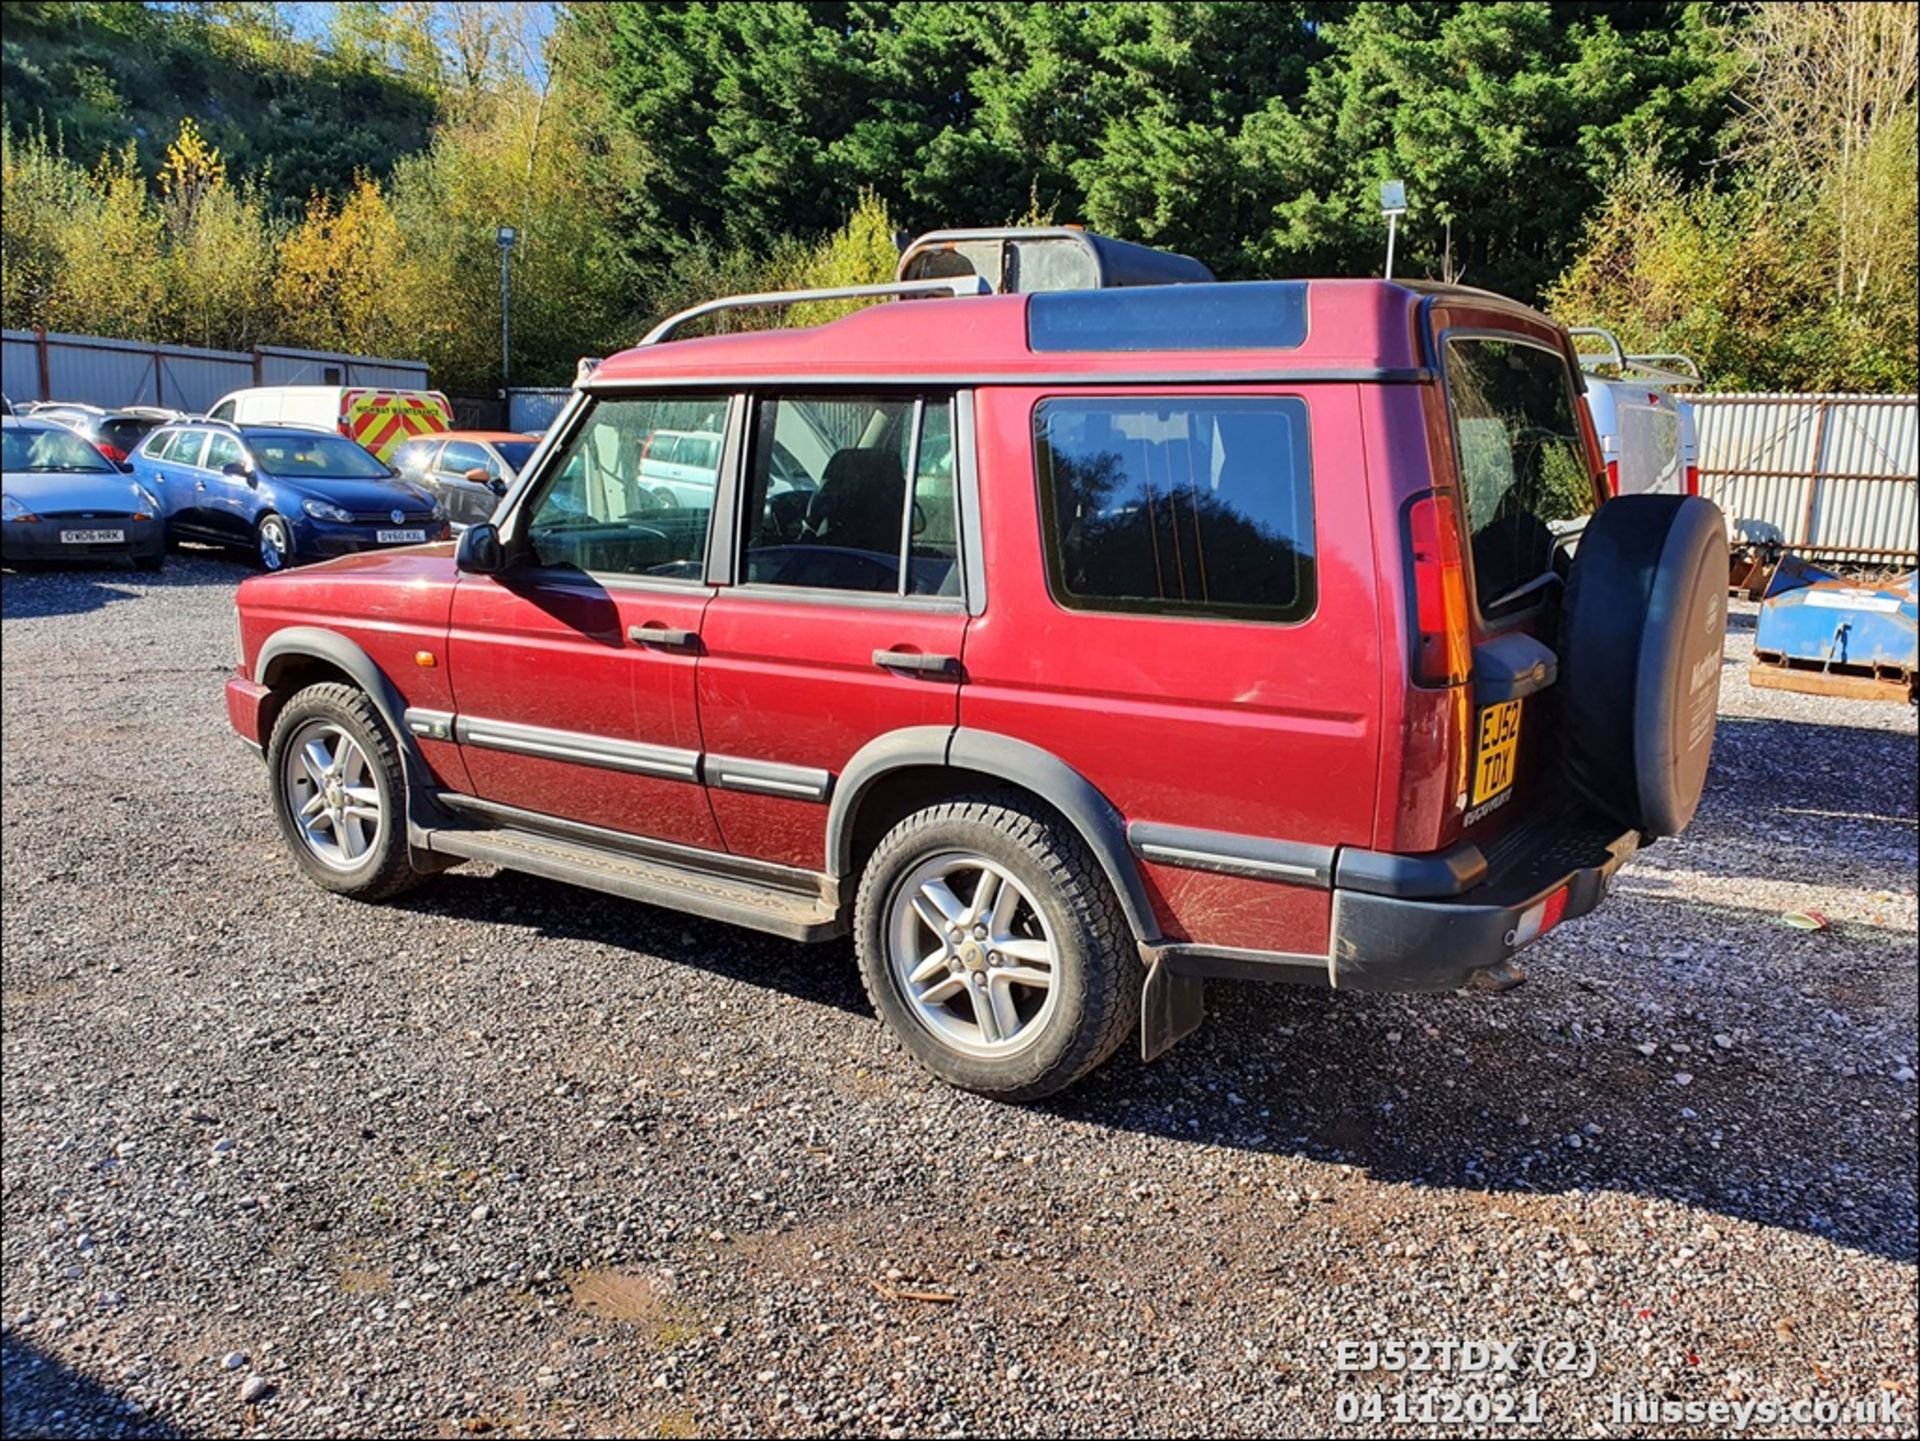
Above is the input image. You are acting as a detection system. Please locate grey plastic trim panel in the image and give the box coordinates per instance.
[704,753,833,802]
[253,626,447,834]
[404,707,455,742]
[947,729,1161,944]
[452,714,700,783]
[588,368,1431,392]
[822,725,1161,945]
[1333,841,1488,899]
[1155,942,1333,987]
[1128,821,1334,888]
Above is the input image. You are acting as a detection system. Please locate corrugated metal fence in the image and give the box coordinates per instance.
[506,387,572,434]
[1692,393,1918,564]
[1,329,429,415]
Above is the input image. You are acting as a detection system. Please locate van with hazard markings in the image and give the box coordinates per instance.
[206,386,454,463]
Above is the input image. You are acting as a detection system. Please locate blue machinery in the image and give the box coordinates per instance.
[1752,554,1918,702]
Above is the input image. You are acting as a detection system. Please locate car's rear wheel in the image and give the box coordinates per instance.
[265,682,423,901]
[257,513,294,571]
[854,794,1140,1101]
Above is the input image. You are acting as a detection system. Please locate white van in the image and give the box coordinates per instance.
[1570,332,1704,498]
[205,386,453,463]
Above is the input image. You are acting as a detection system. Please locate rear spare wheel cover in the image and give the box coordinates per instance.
[1556,494,1727,837]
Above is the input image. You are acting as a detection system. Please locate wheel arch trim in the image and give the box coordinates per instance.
[826,726,1162,945]
[254,626,442,834]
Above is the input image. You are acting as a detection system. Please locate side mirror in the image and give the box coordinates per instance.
[486,477,509,497]
[463,467,491,484]
[455,521,506,574]
[222,460,252,482]
[116,459,135,473]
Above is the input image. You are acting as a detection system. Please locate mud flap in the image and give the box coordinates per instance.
[1140,950,1205,1062]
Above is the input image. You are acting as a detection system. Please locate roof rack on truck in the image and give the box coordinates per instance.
[897,226,1214,294]
[1569,326,1702,389]
[641,276,990,345]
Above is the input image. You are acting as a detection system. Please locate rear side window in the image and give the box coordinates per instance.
[1444,337,1596,615]
[1033,396,1315,622]
[165,430,208,466]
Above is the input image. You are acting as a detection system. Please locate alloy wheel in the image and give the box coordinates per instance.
[887,852,1059,1058]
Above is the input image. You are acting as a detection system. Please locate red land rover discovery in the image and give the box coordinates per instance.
[225,243,1727,1099]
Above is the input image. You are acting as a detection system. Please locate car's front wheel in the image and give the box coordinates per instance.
[256,513,294,571]
[854,794,1141,1101]
[265,682,423,901]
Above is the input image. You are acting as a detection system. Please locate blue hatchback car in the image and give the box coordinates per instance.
[134,422,448,569]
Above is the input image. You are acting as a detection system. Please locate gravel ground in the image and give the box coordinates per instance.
[3,554,1915,1440]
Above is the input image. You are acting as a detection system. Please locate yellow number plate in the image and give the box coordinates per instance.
[1472,699,1524,806]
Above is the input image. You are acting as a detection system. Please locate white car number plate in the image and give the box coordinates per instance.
[376,528,427,544]
[61,528,125,544]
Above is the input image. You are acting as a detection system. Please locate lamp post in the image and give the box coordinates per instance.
[496,225,517,390]
[1379,180,1407,280]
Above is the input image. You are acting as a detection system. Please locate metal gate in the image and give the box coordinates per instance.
[1691,393,1918,566]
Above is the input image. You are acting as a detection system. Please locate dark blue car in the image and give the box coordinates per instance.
[133,422,447,570]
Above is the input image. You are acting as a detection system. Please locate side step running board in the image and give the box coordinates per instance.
[421,826,845,942]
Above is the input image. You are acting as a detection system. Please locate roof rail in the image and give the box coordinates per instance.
[1570,327,1702,389]
[1568,326,1626,369]
[1625,352,1702,386]
[640,275,991,346]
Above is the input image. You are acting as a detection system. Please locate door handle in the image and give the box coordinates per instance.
[873,649,960,677]
[628,624,698,649]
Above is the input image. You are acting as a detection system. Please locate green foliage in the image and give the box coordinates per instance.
[1,0,437,210]
[0,1,1911,394]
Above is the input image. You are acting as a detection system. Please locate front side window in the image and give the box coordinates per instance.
[523,395,724,578]
[249,433,389,478]
[740,393,959,596]
[392,439,438,476]
[1034,396,1315,622]
[1444,337,1597,615]
[439,440,492,478]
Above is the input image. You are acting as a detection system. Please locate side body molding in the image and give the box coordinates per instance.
[253,626,449,837]
[825,725,1163,946]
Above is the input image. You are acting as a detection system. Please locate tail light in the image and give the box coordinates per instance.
[1604,459,1621,496]
[1408,491,1471,687]
[98,443,128,463]
[1684,465,1700,497]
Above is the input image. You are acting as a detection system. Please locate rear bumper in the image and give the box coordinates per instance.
[1327,820,1640,990]
[1155,808,1642,992]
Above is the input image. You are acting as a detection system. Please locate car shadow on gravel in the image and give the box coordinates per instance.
[1047,974,1918,1266]
[2,556,249,619]
[0,1334,181,1439]
[394,870,874,1015]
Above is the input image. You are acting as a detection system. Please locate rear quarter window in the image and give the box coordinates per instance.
[1443,337,1596,616]
[1033,395,1315,622]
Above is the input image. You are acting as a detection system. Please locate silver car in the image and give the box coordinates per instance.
[2,417,167,570]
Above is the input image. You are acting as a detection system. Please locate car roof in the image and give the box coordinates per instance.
[588,279,1557,390]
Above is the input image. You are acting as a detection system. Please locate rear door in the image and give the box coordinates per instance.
[154,429,212,537]
[694,391,968,869]
[961,386,1367,956]
[1432,321,1605,840]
